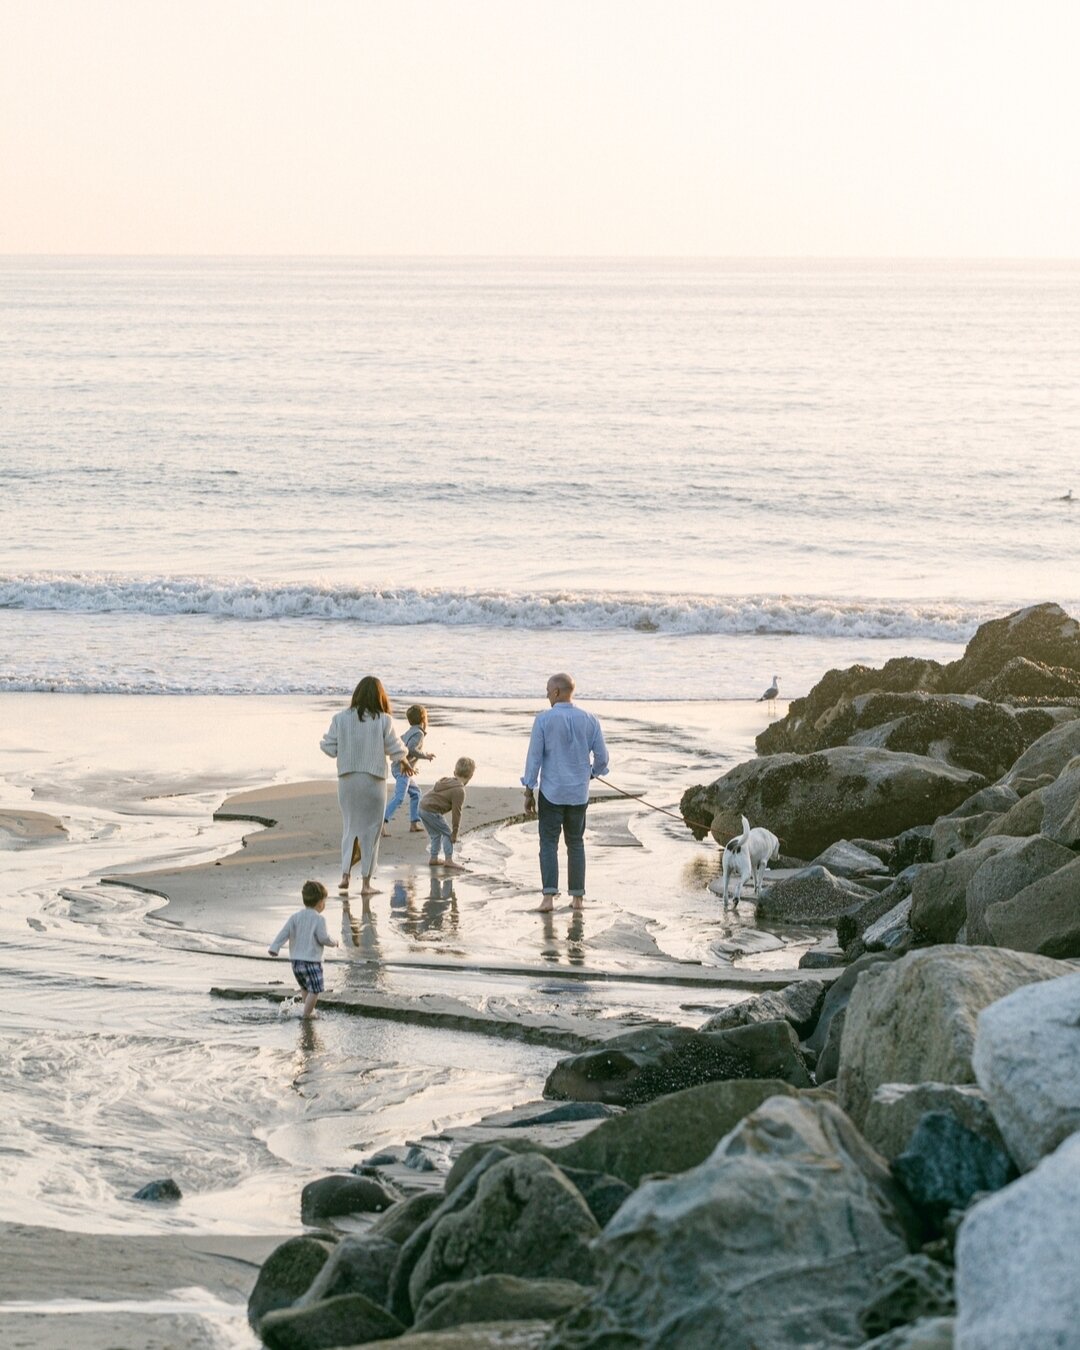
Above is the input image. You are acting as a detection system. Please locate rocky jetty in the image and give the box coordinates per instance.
[245,603,1080,1349]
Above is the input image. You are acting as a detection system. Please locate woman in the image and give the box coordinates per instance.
[320,676,415,896]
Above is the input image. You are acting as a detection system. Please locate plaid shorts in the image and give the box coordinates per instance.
[291,960,324,994]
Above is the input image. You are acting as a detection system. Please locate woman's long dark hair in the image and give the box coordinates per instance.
[350,676,391,720]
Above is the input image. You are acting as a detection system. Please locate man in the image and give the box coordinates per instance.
[521,672,609,912]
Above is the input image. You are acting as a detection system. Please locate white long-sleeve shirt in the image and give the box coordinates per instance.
[269,907,338,962]
[320,709,408,779]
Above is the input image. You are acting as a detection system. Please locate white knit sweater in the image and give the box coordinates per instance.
[320,709,408,778]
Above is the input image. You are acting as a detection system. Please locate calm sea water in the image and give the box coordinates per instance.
[2,256,1078,697]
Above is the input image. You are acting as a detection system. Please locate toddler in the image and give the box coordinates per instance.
[268,880,339,1018]
[383,705,435,835]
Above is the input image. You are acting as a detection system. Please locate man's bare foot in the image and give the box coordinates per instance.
[537,896,556,912]
[571,895,585,911]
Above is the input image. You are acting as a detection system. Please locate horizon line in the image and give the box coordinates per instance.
[3,251,1080,263]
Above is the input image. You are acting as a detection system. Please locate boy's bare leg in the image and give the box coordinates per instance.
[302,991,319,1018]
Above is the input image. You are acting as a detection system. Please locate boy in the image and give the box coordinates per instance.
[268,880,339,1018]
[418,757,475,871]
[383,704,435,836]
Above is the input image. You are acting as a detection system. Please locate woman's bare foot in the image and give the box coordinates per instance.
[338,875,350,892]
[360,881,382,897]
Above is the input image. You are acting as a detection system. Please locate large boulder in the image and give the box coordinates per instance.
[984,855,1080,958]
[300,1173,401,1223]
[258,1293,404,1349]
[295,1235,400,1311]
[413,1276,588,1334]
[971,654,1080,702]
[370,1191,446,1245]
[837,946,1071,1128]
[248,1236,334,1329]
[862,1082,1006,1162]
[1040,755,1080,847]
[754,865,875,923]
[943,602,1080,694]
[542,1022,809,1107]
[891,1112,1015,1224]
[955,1132,1080,1347]
[1004,714,1080,786]
[812,839,892,878]
[972,971,1080,1172]
[408,1153,600,1319]
[682,746,986,859]
[909,836,1025,944]
[542,1096,910,1350]
[846,695,1025,780]
[964,834,1075,945]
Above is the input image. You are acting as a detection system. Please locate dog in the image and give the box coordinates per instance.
[721,815,780,904]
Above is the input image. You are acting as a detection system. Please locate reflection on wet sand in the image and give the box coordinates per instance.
[538,907,586,967]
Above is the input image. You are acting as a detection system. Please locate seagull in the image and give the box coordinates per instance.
[1059,489,1074,503]
[758,675,780,707]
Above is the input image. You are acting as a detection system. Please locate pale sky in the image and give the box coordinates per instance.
[2,0,1078,255]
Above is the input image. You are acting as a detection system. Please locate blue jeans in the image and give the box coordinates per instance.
[384,768,421,824]
[538,791,587,896]
[419,809,454,861]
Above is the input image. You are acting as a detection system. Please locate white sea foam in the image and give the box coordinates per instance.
[0,573,1000,641]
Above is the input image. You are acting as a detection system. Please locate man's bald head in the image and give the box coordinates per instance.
[546,672,576,703]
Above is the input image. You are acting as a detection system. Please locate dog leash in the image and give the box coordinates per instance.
[592,776,716,834]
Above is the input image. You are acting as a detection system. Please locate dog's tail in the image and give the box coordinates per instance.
[738,815,751,844]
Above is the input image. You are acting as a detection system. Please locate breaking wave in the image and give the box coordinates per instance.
[0,573,1000,641]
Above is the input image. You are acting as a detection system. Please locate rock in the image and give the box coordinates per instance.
[862,1082,1005,1161]
[836,873,917,949]
[804,952,902,1060]
[909,836,1025,944]
[296,1234,400,1311]
[954,1132,1080,1347]
[131,1178,181,1202]
[851,836,899,863]
[487,1101,623,1128]
[258,1292,404,1349]
[682,746,986,860]
[445,1079,799,1192]
[557,1167,632,1227]
[1039,754,1080,847]
[859,1318,955,1349]
[892,1112,1016,1224]
[412,1276,588,1334]
[390,1146,518,1325]
[699,978,828,1038]
[543,1096,910,1350]
[944,784,1020,819]
[862,898,913,952]
[972,654,1080,702]
[983,854,1080,958]
[964,834,1075,944]
[853,697,1025,780]
[370,1191,445,1245]
[858,1254,955,1339]
[943,602,1080,694]
[1004,713,1080,786]
[542,1021,809,1107]
[814,1006,846,1083]
[837,946,1071,1129]
[929,810,1000,861]
[404,1145,438,1171]
[300,1173,402,1224]
[755,864,875,923]
[812,839,891,877]
[248,1236,334,1329]
[407,1153,601,1319]
[894,825,934,869]
[983,787,1045,840]
[799,937,845,969]
[972,971,1080,1172]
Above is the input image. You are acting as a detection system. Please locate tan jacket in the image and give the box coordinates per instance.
[420,775,467,837]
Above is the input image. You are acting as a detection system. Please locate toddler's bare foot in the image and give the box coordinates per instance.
[409,823,422,833]
[427,858,441,867]
[381,824,390,838]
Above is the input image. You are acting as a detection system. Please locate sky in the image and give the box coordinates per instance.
[2,0,1078,256]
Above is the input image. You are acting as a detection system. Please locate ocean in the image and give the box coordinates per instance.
[3,256,1079,699]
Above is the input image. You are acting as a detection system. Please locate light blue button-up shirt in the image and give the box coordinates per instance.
[521,702,609,806]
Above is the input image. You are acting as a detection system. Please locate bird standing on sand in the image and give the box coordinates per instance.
[758,675,780,707]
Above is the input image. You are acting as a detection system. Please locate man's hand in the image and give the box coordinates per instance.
[523,788,537,818]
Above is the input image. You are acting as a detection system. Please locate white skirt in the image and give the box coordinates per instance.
[338,772,388,879]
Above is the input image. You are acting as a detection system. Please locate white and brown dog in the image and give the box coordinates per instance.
[721,815,780,904]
